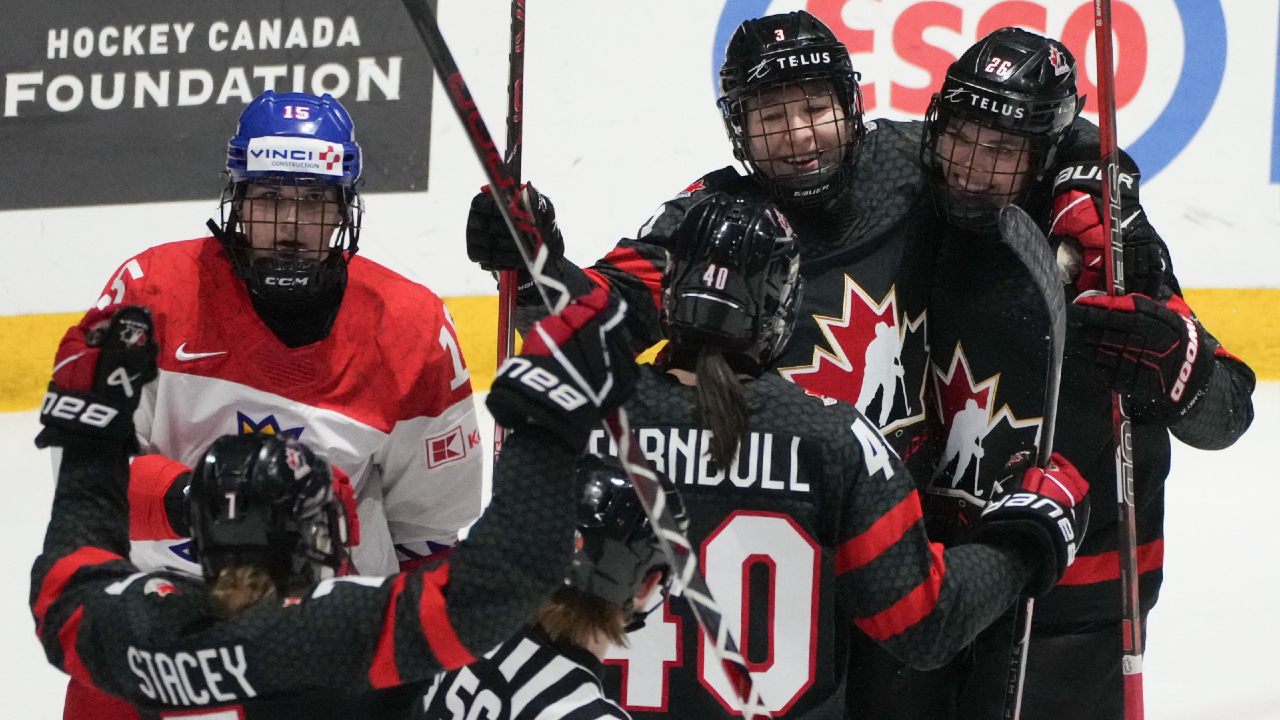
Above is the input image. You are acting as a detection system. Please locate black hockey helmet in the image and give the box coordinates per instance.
[662,192,803,374]
[216,90,363,308]
[568,455,687,632]
[189,433,350,587]
[718,11,866,208]
[923,28,1081,230]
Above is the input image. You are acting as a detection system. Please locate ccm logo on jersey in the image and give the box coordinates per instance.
[127,644,257,706]
[40,392,119,428]
[495,357,587,411]
[1170,315,1199,402]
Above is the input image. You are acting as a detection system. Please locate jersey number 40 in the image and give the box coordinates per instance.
[605,511,820,715]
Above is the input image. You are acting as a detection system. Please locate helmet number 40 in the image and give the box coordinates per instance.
[702,264,729,290]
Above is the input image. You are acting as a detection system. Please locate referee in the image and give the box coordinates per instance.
[418,456,678,720]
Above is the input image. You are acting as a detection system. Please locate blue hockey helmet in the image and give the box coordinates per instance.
[227,90,361,186]
[217,91,364,309]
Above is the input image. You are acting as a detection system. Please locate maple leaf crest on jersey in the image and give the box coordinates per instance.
[778,276,927,435]
[927,344,1043,506]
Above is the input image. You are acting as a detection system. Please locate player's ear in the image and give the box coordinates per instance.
[633,569,666,608]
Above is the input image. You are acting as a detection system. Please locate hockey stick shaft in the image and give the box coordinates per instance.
[493,0,525,461]
[1095,2,1145,718]
[993,205,1067,720]
[398,3,769,716]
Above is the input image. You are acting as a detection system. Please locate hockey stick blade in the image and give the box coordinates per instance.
[995,204,1067,720]
[397,2,771,716]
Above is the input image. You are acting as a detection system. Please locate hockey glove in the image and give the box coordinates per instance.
[1048,189,1167,298]
[487,286,637,451]
[1068,293,1213,422]
[973,451,1090,598]
[37,305,158,451]
[467,183,565,302]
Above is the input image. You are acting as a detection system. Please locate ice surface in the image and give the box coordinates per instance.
[4,386,1277,718]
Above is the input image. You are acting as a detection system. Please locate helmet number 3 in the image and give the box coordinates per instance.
[282,105,311,120]
[605,512,819,714]
[702,264,729,290]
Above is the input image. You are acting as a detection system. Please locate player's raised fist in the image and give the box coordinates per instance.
[1068,293,1213,422]
[974,451,1090,597]
[1048,188,1167,298]
[37,305,158,450]
[467,182,565,283]
[487,287,636,451]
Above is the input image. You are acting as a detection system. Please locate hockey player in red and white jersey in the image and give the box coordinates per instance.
[49,90,483,719]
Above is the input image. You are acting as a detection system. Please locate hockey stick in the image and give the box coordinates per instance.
[398,2,770,716]
[1094,3,1145,718]
[493,0,525,461]
[994,205,1066,720]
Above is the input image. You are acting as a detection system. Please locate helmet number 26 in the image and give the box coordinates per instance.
[282,105,311,120]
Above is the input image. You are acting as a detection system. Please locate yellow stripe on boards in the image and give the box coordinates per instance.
[2,290,1277,412]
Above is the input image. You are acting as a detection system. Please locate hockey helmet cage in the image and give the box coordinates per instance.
[662,192,803,374]
[924,28,1081,230]
[189,434,349,588]
[718,11,866,208]
[568,455,687,632]
[219,90,363,306]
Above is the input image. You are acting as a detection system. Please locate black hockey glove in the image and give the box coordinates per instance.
[1048,150,1168,298]
[487,286,637,451]
[1067,293,1213,423]
[972,451,1090,598]
[36,305,158,451]
[467,182,565,303]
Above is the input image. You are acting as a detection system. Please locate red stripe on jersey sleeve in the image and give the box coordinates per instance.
[582,268,612,293]
[419,564,476,671]
[58,606,95,685]
[34,547,123,637]
[128,455,188,541]
[836,492,924,575]
[854,542,946,641]
[1058,539,1164,586]
[600,247,664,314]
[368,574,408,688]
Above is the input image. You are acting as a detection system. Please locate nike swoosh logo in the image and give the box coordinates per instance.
[175,343,227,362]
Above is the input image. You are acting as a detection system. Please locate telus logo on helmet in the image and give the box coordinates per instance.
[715,0,1227,180]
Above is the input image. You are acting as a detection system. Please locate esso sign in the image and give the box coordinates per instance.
[714,0,1226,179]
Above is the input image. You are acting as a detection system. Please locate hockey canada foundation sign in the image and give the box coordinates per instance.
[714,0,1226,181]
[0,0,438,211]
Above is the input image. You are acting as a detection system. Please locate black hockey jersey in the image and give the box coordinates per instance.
[535,120,942,470]
[589,367,1034,719]
[418,626,629,720]
[30,432,582,719]
[925,118,1256,623]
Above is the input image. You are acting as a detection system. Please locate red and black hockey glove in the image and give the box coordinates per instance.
[487,286,637,451]
[467,182,565,303]
[1068,293,1213,422]
[973,451,1090,598]
[36,305,158,452]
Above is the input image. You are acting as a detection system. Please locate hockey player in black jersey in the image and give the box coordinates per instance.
[418,456,679,720]
[468,10,941,473]
[504,191,1093,720]
[905,29,1257,720]
[30,296,638,719]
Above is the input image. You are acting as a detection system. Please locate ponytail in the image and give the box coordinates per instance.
[208,564,278,619]
[695,345,748,472]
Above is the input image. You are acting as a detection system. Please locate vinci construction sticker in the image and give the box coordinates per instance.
[713,0,1226,181]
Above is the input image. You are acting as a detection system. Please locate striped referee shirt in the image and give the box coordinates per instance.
[419,626,630,720]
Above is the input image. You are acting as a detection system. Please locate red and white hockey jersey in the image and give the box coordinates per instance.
[76,236,483,576]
